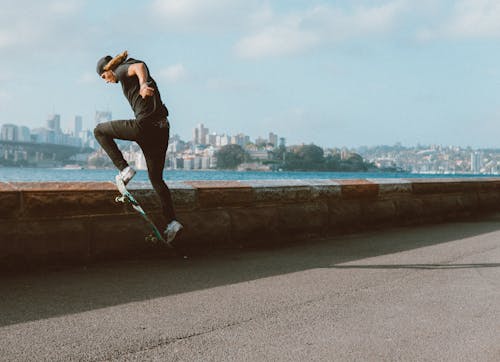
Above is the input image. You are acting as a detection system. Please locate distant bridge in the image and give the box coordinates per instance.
[0,140,94,165]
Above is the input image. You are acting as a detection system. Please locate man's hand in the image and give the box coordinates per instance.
[140,83,154,98]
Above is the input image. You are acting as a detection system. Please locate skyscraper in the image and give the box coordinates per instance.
[47,114,61,133]
[471,152,482,174]
[269,132,278,147]
[193,123,209,145]
[1,124,18,141]
[74,116,83,136]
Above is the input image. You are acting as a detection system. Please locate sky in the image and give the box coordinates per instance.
[1,0,500,148]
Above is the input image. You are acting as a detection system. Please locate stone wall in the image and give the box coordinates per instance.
[1,178,500,269]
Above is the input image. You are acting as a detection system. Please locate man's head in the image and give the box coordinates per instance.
[96,55,118,83]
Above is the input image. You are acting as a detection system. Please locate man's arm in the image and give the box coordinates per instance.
[128,63,154,99]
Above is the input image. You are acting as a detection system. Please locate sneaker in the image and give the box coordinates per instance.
[164,220,183,245]
[118,166,136,185]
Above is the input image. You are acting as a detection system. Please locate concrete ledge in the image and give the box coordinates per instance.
[2,178,500,269]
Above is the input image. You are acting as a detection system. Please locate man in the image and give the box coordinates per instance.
[94,51,183,244]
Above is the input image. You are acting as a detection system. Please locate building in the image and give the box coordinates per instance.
[47,114,61,133]
[32,128,56,144]
[95,111,112,125]
[231,133,250,147]
[255,136,267,145]
[248,150,269,161]
[269,132,278,147]
[183,156,194,170]
[18,126,31,142]
[74,116,83,137]
[1,124,18,141]
[193,123,209,145]
[80,130,97,149]
[207,133,217,146]
[471,152,482,174]
[216,134,230,147]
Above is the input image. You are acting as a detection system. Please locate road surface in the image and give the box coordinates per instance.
[1,216,499,361]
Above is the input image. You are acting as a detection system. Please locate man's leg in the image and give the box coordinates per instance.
[144,150,182,245]
[143,147,176,224]
[140,120,182,244]
[94,120,140,171]
[139,121,176,224]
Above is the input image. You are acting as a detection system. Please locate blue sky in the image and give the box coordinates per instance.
[1,0,500,148]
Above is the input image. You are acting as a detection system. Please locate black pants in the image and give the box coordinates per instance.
[94,118,176,225]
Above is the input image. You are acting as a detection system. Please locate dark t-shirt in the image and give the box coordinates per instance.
[114,58,168,123]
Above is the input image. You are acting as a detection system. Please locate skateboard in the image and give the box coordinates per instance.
[115,176,171,247]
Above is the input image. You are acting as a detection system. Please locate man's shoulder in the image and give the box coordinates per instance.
[115,58,144,80]
[124,58,143,65]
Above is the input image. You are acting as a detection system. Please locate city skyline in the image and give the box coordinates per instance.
[2,117,500,174]
[2,1,500,149]
[3,113,500,151]
[0,114,282,148]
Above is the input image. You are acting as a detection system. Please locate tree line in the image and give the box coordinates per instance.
[215,144,376,171]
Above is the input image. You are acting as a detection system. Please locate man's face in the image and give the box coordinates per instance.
[101,70,117,83]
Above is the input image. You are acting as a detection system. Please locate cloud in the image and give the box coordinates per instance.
[150,0,263,32]
[234,1,410,59]
[0,0,84,51]
[311,1,408,39]
[0,30,16,48]
[417,0,500,40]
[234,21,320,59]
[150,1,412,59]
[48,0,82,15]
[159,64,188,83]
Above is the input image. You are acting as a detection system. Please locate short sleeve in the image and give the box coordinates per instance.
[114,63,130,82]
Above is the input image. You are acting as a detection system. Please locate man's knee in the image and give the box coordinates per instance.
[93,124,102,138]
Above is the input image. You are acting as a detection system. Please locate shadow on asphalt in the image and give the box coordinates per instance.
[1,216,500,327]
[330,263,500,270]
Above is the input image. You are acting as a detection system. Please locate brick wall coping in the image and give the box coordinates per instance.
[2,177,500,269]
[2,177,500,191]
[2,177,500,194]
[1,177,499,219]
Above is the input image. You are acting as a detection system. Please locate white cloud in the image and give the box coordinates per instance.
[307,1,408,39]
[417,0,500,40]
[48,0,83,15]
[150,0,262,32]
[150,1,413,59]
[0,20,42,50]
[0,0,84,51]
[235,21,320,59]
[234,1,410,59]
[159,64,188,83]
[0,31,15,48]
[446,0,500,38]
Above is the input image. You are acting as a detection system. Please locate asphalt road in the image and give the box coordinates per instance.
[1,216,499,361]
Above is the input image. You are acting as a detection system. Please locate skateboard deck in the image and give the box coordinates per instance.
[115,176,171,247]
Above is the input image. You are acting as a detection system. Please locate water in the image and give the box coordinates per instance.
[0,167,495,182]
